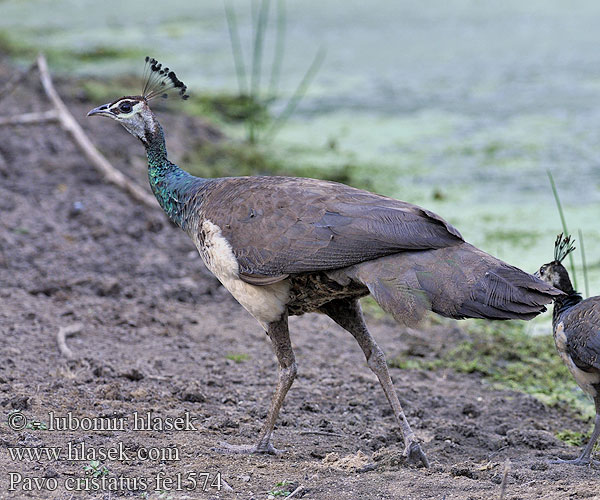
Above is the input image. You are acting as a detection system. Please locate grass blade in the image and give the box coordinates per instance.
[547,170,578,289]
[268,0,286,97]
[264,46,326,142]
[578,229,590,298]
[224,0,248,95]
[250,0,270,98]
[248,0,271,143]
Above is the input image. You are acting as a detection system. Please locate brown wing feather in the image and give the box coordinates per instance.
[200,176,463,279]
[562,297,600,371]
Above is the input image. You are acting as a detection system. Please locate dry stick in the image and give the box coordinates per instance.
[284,485,304,499]
[36,54,157,209]
[0,110,59,126]
[146,374,173,381]
[300,430,343,437]
[56,323,83,359]
[499,459,511,500]
[221,478,234,492]
[0,61,37,103]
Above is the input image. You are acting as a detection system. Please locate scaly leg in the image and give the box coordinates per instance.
[215,313,297,454]
[551,397,600,466]
[320,298,429,467]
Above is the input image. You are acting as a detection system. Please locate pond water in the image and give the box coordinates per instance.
[2,0,599,307]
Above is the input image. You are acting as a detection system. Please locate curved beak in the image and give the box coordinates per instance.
[533,270,541,279]
[87,103,113,117]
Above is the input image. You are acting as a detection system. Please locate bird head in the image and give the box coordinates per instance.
[535,233,576,293]
[87,57,189,145]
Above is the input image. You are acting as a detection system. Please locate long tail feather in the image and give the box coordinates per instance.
[349,243,562,325]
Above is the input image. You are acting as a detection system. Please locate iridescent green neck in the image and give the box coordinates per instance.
[145,122,207,230]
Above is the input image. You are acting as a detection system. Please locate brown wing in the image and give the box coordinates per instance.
[200,176,463,281]
[562,297,600,371]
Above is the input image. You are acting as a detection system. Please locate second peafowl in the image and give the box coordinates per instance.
[536,234,600,465]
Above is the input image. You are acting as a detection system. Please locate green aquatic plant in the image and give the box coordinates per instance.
[547,170,578,290]
[578,228,590,298]
[547,170,593,298]
[224,0,325,144]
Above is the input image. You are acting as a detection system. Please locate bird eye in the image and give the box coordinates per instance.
[119,101,132,113]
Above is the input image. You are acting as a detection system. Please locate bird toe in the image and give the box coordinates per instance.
[404,441,430,468]
[548,456,599,466]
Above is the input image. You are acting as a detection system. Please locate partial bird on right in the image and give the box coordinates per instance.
[536,234,600,465]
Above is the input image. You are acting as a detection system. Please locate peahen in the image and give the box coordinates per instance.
[536,234,600,465]
[87,57,561,467]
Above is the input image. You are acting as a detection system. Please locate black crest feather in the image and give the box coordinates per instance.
[142,56,189,101]
[554,233,576,263]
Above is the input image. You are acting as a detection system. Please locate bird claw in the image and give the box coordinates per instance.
[404,440,430,468]
[548,456,600,467]
[212,441,284,455]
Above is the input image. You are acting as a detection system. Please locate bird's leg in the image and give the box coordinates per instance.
[214,313,296,455]
[551,397,600,466]
[320,298,429,468]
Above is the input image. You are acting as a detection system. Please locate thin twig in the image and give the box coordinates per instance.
[300,430,343,437]
[146,374,173,381]
[0,110,59,126]
[0,61,37,103]
[36,54,157,209]
[57,323,83,359]
[285,485,304,499]
[499,459,511,500]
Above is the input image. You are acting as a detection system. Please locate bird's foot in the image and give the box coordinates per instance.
[212,440,283,455]
[548,455,600,466]
[404,440,430,468]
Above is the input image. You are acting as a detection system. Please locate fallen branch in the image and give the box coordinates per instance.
[285,486,304,499]
[0,110,59,126]
[300,430,343,437]
[499,459,511,500]
[56,323,83,359]
[147,374,173,381]
[0,56,158,209]
[36,54,157,208]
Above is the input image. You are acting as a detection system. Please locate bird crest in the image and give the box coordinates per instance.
[554,233,576,263]
[141,56,189,101]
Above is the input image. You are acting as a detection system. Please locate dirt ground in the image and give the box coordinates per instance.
[1,62,600,500]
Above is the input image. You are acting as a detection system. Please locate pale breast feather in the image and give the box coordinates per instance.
[193,219,290,329]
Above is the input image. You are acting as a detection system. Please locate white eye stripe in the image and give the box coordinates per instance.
[111,100,138,114]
